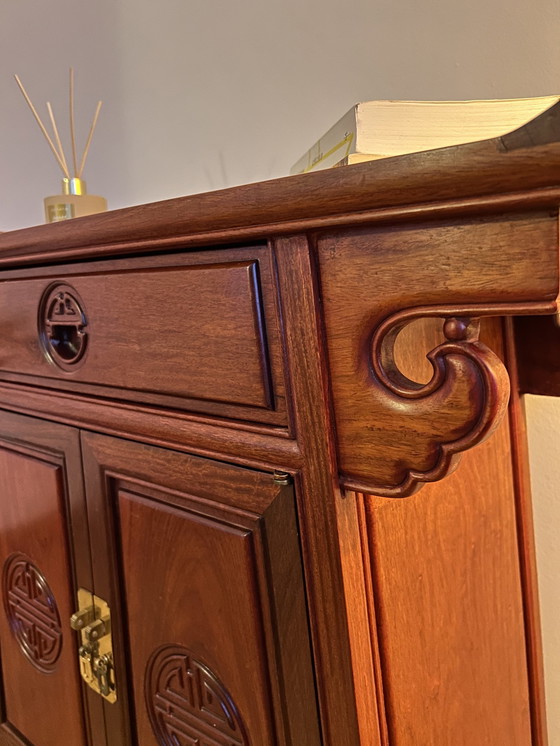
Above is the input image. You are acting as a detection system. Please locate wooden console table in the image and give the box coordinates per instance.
[0,117,558,745]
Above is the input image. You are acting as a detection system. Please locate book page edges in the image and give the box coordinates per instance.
[290,97,560,174]
[355,97,560,155]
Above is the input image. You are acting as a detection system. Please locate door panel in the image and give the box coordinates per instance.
[81,432,321,746]
[0,412,94,746]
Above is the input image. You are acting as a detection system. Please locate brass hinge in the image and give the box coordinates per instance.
[70,588,117,703]
[272,470,291,485]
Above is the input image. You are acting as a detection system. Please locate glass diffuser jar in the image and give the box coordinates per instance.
[44,177,107,223]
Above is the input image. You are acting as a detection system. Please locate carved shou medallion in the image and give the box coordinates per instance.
[38,283,88,370]
[146,644,249,746]
[2,552,63,672]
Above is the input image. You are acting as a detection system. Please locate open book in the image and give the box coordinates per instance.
[290,97,560,174]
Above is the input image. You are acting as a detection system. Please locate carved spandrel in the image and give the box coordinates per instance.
[336,303,557,497]
[318,216,559,498]
[351,309,511,496]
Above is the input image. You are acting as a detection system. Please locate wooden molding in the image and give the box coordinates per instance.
[0,119,556,743]
[3,138,560,267]
[349,310,510,497]
[340,302,556,497]
[318,213,559,499]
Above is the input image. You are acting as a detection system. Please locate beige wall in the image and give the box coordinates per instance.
[1,0,560,741]
[525,395,560,745]
[2,0,560,230]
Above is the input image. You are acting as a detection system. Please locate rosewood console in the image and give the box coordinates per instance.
[0,123,558,745]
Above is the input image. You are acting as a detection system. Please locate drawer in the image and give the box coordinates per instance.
[0,246,287,426]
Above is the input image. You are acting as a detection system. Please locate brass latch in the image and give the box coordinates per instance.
[70,588,116,703]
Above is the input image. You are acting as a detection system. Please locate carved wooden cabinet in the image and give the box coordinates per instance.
[0,412,318,745]
[0,125,558,745]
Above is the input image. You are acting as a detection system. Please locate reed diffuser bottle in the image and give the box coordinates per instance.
[44,177,107,223]
[15,69,107,223]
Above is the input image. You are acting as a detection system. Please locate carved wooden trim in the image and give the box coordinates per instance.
[318,211,559,499]
[2,552,63,673]
[341,302,556,498]
[145,644,249,746]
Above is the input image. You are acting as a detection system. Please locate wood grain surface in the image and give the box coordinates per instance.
[80,431,320,746]
[0,723,33,745]
[0,420,88,746]
[361,318,532,745]
[2,136,560,265]
[0,246,287,426]
[0,380,300,473]
[273,235,365,745]
[0,120,556,746]
[318,214,559,495]
[505,318,549,745]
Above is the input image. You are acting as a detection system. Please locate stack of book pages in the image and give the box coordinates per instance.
[290,96,560,174]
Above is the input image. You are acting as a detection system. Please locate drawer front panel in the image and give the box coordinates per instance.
[0,248,286,425]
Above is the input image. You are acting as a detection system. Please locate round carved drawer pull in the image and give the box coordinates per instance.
[38,283,88,370]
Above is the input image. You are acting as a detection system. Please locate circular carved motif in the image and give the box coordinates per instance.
[2,553,63,672]
[145,645,249,746]
[38,283,88,371]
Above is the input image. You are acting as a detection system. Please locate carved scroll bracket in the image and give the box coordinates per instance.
[342,302,554,498]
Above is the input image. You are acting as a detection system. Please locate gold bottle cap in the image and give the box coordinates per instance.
[62,177,87,196]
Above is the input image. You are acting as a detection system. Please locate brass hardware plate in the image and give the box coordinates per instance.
[272,470,291,485]
[71,588,116,703]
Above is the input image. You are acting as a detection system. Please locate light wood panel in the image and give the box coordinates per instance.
[363,319,532,745]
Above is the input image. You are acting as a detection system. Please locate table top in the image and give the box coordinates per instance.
[1,117,560,267]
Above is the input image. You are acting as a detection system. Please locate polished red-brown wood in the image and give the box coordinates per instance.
[361,318,532,745]
[0,380,299,471]
[0,246,287,426]
[364,429,532,744]
[505,318,549,746]
[2,136,560,266]
[273,236,368,745]
[0,414,91,746]
[80,431,320,746]
[514,314,560,396]
[0,119,557,746]
[318,214,558,495]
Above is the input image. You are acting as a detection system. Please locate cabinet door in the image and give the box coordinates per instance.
[81,432,321,746]
[0,412,95,746]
